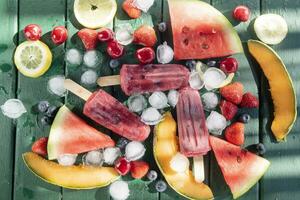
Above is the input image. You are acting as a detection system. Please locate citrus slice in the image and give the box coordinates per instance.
[254,14,288,45]
[14,41,52,78]
[74,0,117,29]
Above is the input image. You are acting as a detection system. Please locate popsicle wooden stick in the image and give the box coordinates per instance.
[193,155,205,183]
[97,75,121,87]
[64,79,92,101]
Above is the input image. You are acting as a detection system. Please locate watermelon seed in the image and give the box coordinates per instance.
[237,156,242,163]
[183,39,189,46]
[181,26,190,34]
[202,43,209,49]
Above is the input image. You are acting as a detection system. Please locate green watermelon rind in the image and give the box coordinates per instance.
[232,158,270,199]
[168,0,243,59]
[47,105,70,160]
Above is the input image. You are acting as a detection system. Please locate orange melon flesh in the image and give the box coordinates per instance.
[23,152,119,189]
[154,113,213,200]
[248,40,297,141]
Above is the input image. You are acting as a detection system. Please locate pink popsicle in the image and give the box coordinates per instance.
[83,89,150,141]
[120,64,190,96]
[176,87,211,157]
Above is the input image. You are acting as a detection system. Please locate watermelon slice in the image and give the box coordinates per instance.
[210,136,270,199]
[168,0,243,60]
[47,106,115,160]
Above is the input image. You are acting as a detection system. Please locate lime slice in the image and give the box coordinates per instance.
[74,0,117,29]
[14,41,52,78]
[254,14,288,45]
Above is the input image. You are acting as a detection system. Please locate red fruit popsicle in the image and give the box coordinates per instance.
[98,64,190,96]
[176,87,211,157]
[64,79,150,142]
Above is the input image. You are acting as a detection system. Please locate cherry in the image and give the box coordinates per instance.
[51,26,68,45]
[220,57,239,73]
[136,47,155,64]
[114,157,131,175]
[98,28,114,42]
[107,40,124,59]
[24,24,42,41]
[233,5,251,22]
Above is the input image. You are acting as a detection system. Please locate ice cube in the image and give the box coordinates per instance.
[0,99,26,119]
[109,180,130,200]
[141,107,163,125]
[133,0,155,12]
[170,153,190,173]
[57,154,77,166]
[167,90,179,107]
[47,75,66,97]
[202,92,219,110]
[203,67,226,90]
[81,70,97,85]
[103,147,121,165]
[127,94,147,113]
[189,71,204,90]
[83,50,103,68]
[82,150,103,166]
[148,92,168,109]
[206,111,227,135]
[157,42,174,64]
[65,48,82,66]
[125,141,146,161]
[115,24,134,46]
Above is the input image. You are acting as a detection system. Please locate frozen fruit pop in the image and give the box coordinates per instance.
[98,64,190,95]
[176,87,211,157]
[64,79,150,142]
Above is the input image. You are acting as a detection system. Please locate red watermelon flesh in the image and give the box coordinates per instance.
[47,106,115,160]
[168,0,243,60]
[209,136,270,199]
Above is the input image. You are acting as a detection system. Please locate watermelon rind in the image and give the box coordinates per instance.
[168,0,243,60]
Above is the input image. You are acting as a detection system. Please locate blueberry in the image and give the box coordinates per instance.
[109,59,120,69]
[256,143,266,155]
[46,106,58,117]
[155,180,167,192]
[207,60,217,67]
[186,60,196,70]
[238,114,251,124]
[147,170,158,181]
[158,22,167,32]
[37,101,50,113]
[116,138,129,149]
[40,115,52,126]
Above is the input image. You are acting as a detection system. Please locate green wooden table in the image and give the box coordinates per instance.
[1,0,300,199]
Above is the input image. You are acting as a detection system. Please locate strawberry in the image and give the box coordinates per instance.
[240,92,259,108]
[122,0,142,19]
[78,28,98,50]
[220,82,244,105]
[220,100,238,120]
[225,122,244,146]
[133,25,157,47]
[130,161,149,179]
[31,137,48,157]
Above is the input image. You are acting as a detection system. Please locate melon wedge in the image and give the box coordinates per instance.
[23,152,119,189]
[210,136,270,199]
[168,0,243,60]
[154,112,213,200]
[248,40,297,141]
[48,106,115,160]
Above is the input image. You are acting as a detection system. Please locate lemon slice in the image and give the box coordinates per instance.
[14,41,52,78]
[74,0,117,29]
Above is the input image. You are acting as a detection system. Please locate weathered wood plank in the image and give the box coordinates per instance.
[112,1,161,200]
[209,1,261,200]
[0,0,18,199]
[260,0,300,199]
[13,0,66,199]
[62,0,113,199]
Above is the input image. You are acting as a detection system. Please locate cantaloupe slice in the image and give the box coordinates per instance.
[153,113,213,200]
[23,152,119,189]
[248,40,297,141]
